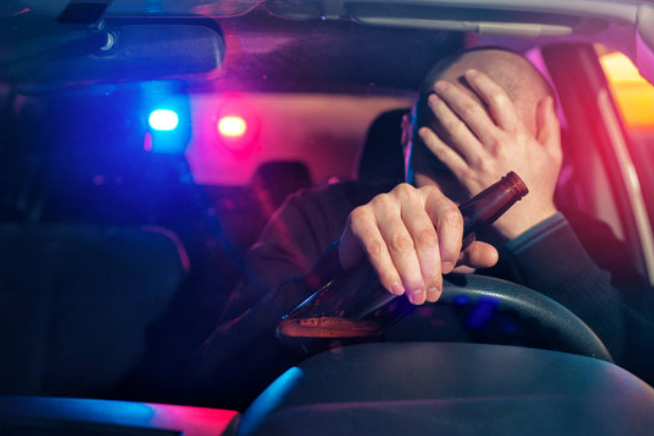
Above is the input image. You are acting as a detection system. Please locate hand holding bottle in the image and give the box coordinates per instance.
[338,180,504,306]
[281,173,528,342]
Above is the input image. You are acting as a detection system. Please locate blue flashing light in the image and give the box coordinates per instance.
[149,109,179,131]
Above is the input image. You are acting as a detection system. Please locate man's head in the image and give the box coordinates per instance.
[404,47,555,202]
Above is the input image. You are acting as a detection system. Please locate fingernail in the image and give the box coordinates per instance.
[409,288,424,305]
[442,261,454,274]
[434,81,447,92]
[467,69,479,78]
[391,282,405,296]
[427,287,441,301]
[427,93,440,106]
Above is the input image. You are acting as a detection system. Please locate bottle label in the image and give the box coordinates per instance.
[278,317,382,338]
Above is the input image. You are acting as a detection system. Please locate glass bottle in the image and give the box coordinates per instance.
[277,172,528,353]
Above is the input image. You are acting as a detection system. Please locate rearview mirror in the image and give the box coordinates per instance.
[10,19,224,87]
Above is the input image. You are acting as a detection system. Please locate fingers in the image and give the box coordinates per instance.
[426,91,484,162]
[417,126,469,180]
[375,193,431,305]
[339,184,465,305]
[343,205,404,297]
[424,189,463,273]
[432,78,499,148]
[429,69,525,159]
[397,190,446,303]
[462,69,520,133]
[459,241,499,270]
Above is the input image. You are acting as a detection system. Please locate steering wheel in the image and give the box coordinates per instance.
[280,268,613,363]
[247,274,630,436]
[392,273,614,362]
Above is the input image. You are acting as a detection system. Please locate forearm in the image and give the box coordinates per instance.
[186,241,343,410]
[503,213,625,360]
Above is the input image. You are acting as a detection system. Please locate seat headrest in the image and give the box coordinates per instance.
[356,108,409,184]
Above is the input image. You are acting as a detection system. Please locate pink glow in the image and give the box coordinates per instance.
[9,8,30,16]
[185,93,413,185]
[143,132,153,152]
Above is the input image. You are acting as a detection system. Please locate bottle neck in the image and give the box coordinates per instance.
[459,172,528,237]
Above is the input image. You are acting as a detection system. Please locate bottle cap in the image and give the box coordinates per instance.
[505,171,529,198]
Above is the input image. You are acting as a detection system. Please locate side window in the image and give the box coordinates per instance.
[541,43,654,284]
[600,48,654,234]
[599,47,654,285]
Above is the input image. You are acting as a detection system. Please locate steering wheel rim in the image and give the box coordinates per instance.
[430,273,614,363]
[280,263,613,363]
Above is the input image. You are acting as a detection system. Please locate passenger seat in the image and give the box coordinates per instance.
[0,223,188,398]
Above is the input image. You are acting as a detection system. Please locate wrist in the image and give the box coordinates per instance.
[494,203,558,240]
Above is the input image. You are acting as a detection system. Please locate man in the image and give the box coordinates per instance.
[187,47,653,410]
[340,48,561,306]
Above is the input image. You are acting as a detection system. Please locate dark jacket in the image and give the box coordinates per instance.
[187,181,654,410]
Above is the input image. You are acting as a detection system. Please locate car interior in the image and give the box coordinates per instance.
[1,0,654,435]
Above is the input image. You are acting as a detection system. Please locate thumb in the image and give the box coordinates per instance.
[458,241,499,269]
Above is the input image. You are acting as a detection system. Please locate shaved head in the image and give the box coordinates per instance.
[406,47,555,189]
[429,48,552,134]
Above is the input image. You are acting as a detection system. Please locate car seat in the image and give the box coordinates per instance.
[356,108,408,184]
[0,223,188,398]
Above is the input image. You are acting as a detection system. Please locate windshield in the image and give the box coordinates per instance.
[1,0,654,430]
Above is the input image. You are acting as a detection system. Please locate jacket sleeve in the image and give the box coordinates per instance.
[503,212,654,384]
[185,240,343,410]
[186,182,384,410]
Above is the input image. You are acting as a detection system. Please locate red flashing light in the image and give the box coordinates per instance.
[213,96,261,158]
[218,116,247,137]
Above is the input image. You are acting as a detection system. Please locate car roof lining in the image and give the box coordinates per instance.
[2,1,654,89]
